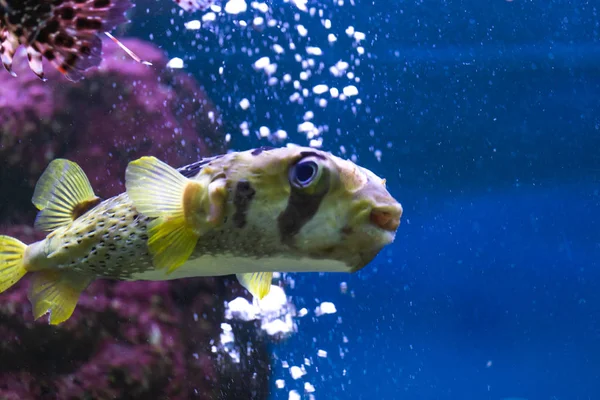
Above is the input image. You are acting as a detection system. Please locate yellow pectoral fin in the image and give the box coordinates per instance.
[126,156,229,273]
[28,270,94,325]
[236,272,273,300]
[126,156,201,272]
[32,159,99,232]
[147,217,199,273]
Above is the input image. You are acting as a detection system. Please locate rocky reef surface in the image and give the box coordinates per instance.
[0,39,271,399]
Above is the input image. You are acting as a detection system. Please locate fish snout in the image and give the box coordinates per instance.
[369,202,403,232]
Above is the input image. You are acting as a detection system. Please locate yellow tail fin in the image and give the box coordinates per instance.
[0,235,28,293]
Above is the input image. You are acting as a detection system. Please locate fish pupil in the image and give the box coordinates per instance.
[293,161,318,186]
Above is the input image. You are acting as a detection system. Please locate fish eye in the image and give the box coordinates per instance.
[290,160,320,188]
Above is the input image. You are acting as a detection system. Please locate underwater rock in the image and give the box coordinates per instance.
[0,39,270,399]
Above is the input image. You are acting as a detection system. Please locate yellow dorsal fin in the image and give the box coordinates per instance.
[32,159,100,232]
[125,156,201,273]
[236,272,273,300]
[28,270,94,325]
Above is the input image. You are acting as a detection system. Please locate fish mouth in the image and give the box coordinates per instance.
[337,202,402,273]
[369,203,403,232]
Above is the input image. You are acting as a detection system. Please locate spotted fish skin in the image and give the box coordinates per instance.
[0,0,132,80]
[28,189,295,281]
[0,145,402,324]
[26,193,153,280]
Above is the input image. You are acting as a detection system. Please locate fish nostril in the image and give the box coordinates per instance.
[370,208,401,232]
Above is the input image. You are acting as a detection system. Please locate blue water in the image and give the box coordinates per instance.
[133,1,600,398]
[274,181,600,399]
[264,2,600,399]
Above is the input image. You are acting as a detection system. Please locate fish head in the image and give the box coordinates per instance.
[214,145,402,273]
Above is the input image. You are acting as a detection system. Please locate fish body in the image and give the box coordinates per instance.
[0,0,213,80]
[0,145,402,324]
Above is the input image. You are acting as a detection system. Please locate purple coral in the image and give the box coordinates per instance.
[0,48,65,183]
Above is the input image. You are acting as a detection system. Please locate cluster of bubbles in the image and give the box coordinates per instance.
[166,0,369,155]
[216,273,352,399]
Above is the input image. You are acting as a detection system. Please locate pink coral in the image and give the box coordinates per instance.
[0,48,66,183]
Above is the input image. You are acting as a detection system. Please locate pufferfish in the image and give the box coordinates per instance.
[0,0,213,81]
[0,145,402,325]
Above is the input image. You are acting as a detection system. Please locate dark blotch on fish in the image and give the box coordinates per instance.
[177,155,224,178]
[71,197,102,220]
[251,146,275,156]
[341,226,353,236]
[277,176,329,245]
[233,180,256,228]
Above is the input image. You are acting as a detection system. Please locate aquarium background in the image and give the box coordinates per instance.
[0,0,598,398]
[129,1,600,398]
